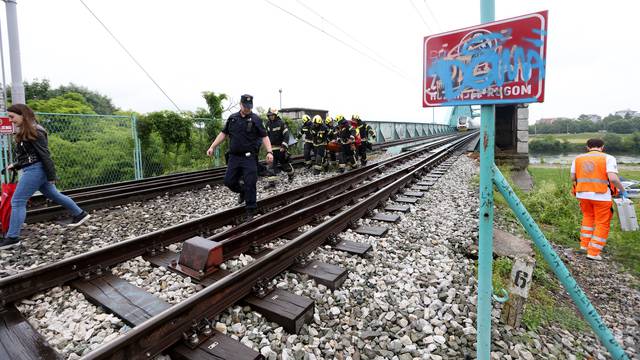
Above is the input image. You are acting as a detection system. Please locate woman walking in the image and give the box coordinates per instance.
[0,104,90,249]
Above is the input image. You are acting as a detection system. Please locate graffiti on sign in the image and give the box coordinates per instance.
[423,11,548,107]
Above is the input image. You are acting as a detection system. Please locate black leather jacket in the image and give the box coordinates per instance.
[12,126,57,181]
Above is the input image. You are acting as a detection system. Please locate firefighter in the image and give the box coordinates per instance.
[335,118,356,173]
[265,107,294,187]
[352,114,376,166]
[571,138,627,261]
[310,115,329,174]
[298,114,314,169]
[325,115,338,169]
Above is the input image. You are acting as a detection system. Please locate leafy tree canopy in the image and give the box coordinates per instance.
[28,92,96,114]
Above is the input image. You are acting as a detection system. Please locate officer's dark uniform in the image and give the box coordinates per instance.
[266,115,294,179]
[299,121,314,168]
[311,122,329,174]
[336,120,356,172]
[222,101,267,212]
[355,120,376,166]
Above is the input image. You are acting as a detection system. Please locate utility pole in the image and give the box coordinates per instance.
[278,88,282,109]
[5,0,24,104]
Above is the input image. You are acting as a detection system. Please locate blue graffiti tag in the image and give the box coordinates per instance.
[428,29,546,102]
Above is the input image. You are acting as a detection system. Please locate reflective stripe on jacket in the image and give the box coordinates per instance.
[574,151,609,194]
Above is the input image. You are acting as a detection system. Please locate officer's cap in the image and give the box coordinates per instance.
[240,94,253,109]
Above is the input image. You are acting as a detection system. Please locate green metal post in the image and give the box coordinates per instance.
[131,115,143,180]
[492,165,629,359]
[214,147,220,167]
[477,1,495,358]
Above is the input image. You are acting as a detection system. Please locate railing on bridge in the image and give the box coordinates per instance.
[0,113,457,190]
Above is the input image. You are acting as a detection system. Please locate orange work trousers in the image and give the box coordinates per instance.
[578,199,613,256]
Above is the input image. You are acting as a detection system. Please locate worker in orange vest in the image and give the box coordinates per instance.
[571,138,628,261]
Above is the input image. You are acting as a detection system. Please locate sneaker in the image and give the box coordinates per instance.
[0,237,21,250]
[238,192,246,205]
[68,211,90,227]
[586,254,602,261]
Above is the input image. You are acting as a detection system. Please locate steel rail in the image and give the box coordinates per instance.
[0,134,463,306]
[26,135,448,221]
[82,132,475,359]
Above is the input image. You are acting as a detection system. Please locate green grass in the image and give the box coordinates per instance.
[527,165,640,274]
[530,132,634,144]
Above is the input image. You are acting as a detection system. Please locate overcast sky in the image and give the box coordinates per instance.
[1,0,637,123]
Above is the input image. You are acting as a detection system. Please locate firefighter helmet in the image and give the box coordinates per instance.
[335,114,345,122]
[267,107,278,116]
[302,114,311,123]
[313,115,323,125]
[351,114,361,121]
[325,116,333,126]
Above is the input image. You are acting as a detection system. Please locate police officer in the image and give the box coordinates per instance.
[207,94,273,218]
[298,115,314,169]
[352,114,376,166]
[335,118,356,173]
[265,107,294,186]
[310,115,329,174]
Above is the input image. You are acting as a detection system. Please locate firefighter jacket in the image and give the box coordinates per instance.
[336,125,356,145]
[311,124,329,146]
[298,122,313,143]
[266,117,290,150]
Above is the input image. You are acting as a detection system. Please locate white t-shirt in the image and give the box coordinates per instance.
[570,153,618,201]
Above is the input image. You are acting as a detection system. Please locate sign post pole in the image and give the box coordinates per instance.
[477,1,495,358]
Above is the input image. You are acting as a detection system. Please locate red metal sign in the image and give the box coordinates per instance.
[423,10,548,107]
[0,116,12,134]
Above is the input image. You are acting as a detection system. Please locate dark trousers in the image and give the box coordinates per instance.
[270,149,293,175]
[303,142,314,167]
[357,144,368,165]
[339,144,356,170]
[313,145,326,172]
[224,154,258,209]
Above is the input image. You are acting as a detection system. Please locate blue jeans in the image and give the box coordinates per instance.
[7,162,83,238]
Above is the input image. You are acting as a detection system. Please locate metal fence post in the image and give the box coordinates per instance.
[131,114,143,180]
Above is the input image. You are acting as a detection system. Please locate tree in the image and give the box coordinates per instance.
[202,91,228,119]
[28,92,96,114]
[602,133,624,152]
[140,111,192,153]
[50,83,117,114]
[607,120,634,134]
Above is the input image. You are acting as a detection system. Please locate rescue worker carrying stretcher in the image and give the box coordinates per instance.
[310,115,329,174]
[335,118,357,173]
[352,114,376,166]
[265,107,294,187]
[325,115,339,170]
[298,115,314,169]
[571,138,627,261]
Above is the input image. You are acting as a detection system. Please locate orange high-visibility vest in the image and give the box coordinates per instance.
[574,151,610,194]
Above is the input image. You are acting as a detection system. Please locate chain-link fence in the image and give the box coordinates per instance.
[37,113,136,190]
[0,112,455,190]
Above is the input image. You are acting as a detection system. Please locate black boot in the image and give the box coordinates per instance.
[0,237,21,250]
[245,207,256,221]
[238,192,246,205]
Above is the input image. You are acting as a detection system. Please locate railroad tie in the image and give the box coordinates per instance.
[354,225,389,237]
[332,239,373,256]
[371,212,401,223]
[291,260,348,290]
[243,289,314,334]
[0,305,62,360]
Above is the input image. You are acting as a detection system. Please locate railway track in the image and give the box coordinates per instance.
[0,131,477,360]
[26,135,451,223]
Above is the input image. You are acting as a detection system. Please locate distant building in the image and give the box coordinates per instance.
[279,107,328,121]
[614,109,638,118]
[579,114,602,123]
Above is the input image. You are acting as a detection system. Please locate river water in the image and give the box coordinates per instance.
[530,153,640,165]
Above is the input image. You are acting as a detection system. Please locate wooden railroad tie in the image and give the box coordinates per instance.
[0,305,62,360]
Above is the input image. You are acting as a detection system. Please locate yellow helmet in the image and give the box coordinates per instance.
[335,114,345,122]
[312,115,323,125]
[325,116,333,125]
[302,114,311,123]
[351,114,361,121]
